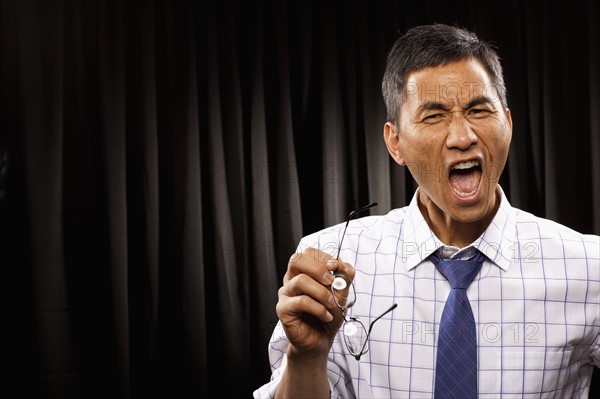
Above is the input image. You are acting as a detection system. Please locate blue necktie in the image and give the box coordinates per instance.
[429,251,485,399]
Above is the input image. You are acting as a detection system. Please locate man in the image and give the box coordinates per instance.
[254,24,599,398]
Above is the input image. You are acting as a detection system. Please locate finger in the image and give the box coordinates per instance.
[277,291,334,323]
[282,252,303,284]
[330,261,356,291]
[337,261,356,281]
[330,262,357,309]
[285,248,340,285]
[280,273,337,311]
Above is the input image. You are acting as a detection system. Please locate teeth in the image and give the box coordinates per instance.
[452,160,480,170]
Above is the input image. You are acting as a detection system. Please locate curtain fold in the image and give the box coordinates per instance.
[322,5,348,226]
[17,1,73,396]
[161,1,206,397]
[269,1,303,263]
[98,2,130,397]
[247,5,280,384]
[1,1,598,398]
[588,0,600,234]
[205,0,250,396]
[123,0,160,395]
[360,2,400,213]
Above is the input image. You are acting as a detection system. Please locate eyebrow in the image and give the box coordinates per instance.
[417,101,452,113]
[416,95,495,114]
[462,95,495,109]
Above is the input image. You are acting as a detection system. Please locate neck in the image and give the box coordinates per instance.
[417,188,500,248]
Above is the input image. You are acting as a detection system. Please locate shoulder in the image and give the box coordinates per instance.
[297,206,410,254]
[512,207,599,258]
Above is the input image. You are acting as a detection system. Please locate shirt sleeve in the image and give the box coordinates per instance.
[252,321,355,398]
[253,233,355,398]
[592,331,600,367]
[588,235,600,368]
[252,321,288,399]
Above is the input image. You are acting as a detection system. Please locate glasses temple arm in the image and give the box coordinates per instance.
[354,303,397,361]
[336,202,378,260]
[366,303,398,336]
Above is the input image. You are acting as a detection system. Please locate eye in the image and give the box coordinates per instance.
[468,108,492,118]
[422,113,443,123]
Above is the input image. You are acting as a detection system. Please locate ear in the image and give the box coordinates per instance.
[505,107,513,132]
[383,122,405,165]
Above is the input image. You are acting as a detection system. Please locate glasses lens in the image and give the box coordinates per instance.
[343,319,368,356]
[331,274,356,309]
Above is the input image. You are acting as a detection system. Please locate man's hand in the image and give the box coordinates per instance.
[276,247,355,361]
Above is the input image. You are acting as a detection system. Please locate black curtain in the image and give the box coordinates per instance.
[1,0,598,398]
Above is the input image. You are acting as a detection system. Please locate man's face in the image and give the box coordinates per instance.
[384,58,512,224]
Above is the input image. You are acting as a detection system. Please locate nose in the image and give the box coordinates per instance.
[445,113,477,150]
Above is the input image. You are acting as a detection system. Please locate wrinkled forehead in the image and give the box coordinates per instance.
[402,58,501,108]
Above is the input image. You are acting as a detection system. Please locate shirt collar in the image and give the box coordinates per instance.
[400,185,516,272]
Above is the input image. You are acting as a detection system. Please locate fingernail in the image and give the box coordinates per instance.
[325,312,333,322]
[326,259,337,269]
[322,271,334,285]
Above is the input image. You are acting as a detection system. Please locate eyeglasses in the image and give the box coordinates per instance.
[330,202,398,361]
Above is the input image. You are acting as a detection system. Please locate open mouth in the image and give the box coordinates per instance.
[448,159,482,198]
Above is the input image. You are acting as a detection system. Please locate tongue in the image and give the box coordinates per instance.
[449,169,481,195]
